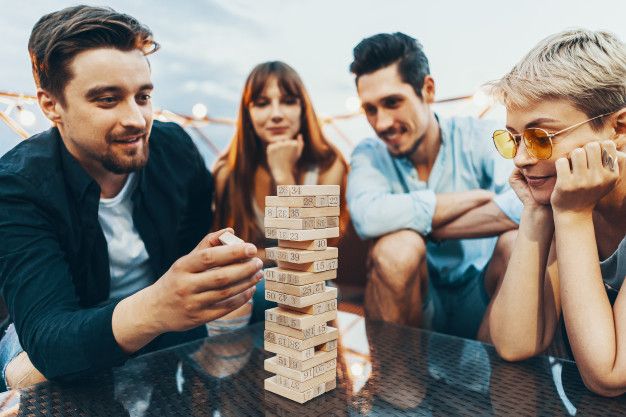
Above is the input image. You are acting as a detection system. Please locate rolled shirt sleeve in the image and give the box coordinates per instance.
[347,139,437,239]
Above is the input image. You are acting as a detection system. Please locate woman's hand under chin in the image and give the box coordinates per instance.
[550,140,620,216]
[266,134,304,184]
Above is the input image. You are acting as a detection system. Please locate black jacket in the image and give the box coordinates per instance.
[0,121,213,381]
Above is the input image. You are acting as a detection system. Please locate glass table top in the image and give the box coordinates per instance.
[0,311,624,416]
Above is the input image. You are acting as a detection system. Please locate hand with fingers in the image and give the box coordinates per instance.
[550,141,620,214]
[148,228,263,333]
[266,134,304,184]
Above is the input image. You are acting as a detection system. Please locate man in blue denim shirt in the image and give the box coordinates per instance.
[347,33,522,339]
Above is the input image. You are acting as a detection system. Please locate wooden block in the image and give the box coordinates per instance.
[265,320,328,340]
[278,239,327,251]
[264,267,336,285]
[265,196,316,208]
[265,217,315,229]
[325,216,339,228]
[275,207,290,218]
[265,307,337,330]
[288,206,340,218]
[274,369,336,392]
[277,258,338,273]
[218,231,244,246]
[265,280,326,297]
[265,247,338,264]
[265,341,315,360]
[319,339,338,352]
[265,206,277,218]
[264,376,336,404]
[276,186,291,196]
[266,287,337,308]
[280,185,340,196]
[276,227,339,241]
[265,354,337,380]
[265,227,277,239]
[280,298,337,315]
[263,327,338,351]
[328,195,340,207]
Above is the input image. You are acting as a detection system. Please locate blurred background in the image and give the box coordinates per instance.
[1,0,625,163]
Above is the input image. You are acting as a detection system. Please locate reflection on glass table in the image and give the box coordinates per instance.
[0,311,625,416]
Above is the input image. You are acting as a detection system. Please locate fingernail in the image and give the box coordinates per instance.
[255,258,263,269]
[256,271,264,281]
[245,244,256,256]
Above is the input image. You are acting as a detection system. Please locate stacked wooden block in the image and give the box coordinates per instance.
[263,185,340,403]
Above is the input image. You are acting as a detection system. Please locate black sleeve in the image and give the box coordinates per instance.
[0,173,129,381]
[173,125,215,257]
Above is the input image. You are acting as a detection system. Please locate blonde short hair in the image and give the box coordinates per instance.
[490,29,626,129]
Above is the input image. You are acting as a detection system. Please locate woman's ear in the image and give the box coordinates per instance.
[611,107,626,150]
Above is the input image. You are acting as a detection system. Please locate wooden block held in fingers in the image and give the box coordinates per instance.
[265,320,328,339]
[266,287,337,308]
[265,280,326,297]
[265,355,337,381]
[265,247,337,264]
[284,185,340,196]
[277,258,338,273]
[265,206,277,217]
[264,268,337,285]
[263,326,338,351]
[278,239,327,251]
[218,231,244,246]
[265,196,316,208]
[264,376,336,404]
[280,298,338,315]
[276,227,339,241]
[265,307,337,330]
[265,341,315,360]
[274,369,336,392]
[264,217,316,229]
[289,206,340,218]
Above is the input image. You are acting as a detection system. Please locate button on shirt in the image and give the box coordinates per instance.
[347,116,523,287]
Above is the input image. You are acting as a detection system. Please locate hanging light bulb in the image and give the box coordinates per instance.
[345,96,361,113]
[18,108,36,127]
[192,103,207,119]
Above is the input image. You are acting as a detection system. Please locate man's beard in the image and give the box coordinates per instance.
[101,130,150,174]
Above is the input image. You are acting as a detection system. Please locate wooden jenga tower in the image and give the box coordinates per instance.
[263,185,340,403]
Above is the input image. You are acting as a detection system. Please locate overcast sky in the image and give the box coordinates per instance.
[1,0,625,160]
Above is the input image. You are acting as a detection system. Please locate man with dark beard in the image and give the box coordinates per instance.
[0,5,263,389]
[347,33,521,339]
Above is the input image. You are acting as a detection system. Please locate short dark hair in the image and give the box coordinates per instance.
[350,32,430,98]
[28,5,158,105]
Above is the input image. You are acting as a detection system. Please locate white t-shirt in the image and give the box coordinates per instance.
[98,173,154,301]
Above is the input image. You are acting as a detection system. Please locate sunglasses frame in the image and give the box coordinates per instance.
[493,111,615,160]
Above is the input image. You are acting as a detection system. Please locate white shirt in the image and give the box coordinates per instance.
[98,173,154,301]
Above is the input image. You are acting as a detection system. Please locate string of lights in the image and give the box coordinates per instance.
[0,90,494,156]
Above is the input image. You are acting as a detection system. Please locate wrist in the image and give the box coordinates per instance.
[272,170,296,185]
[112,286,164,353]
[553,209,594,226]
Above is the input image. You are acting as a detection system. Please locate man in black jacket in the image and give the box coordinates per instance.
[0,5,263,388]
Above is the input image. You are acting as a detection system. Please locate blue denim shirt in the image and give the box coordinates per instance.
[347,116,522,286]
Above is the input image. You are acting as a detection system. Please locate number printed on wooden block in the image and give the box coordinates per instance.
[278,239,328,251]
[265,280,326,297]
[266,196,316,208]
[265,308,337,330]
[265,206,277,217]
[264,268,337,285]
[328,195,339,207]
[265,355,337,382]
[265,227,278,239]
[265,287,337,308]
[275,207,290,218]
[281,185,340,196]
[265,341,315,360]
[276,227,339,241]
